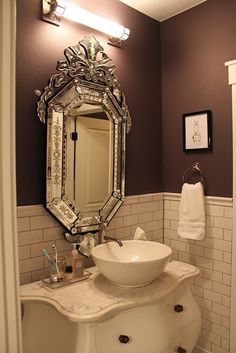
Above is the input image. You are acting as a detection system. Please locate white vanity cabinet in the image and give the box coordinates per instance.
[21,261,201,353]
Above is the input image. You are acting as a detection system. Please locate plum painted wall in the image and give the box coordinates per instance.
[16,0,236,205]
[16,0,162,205]
[161,0,236,197]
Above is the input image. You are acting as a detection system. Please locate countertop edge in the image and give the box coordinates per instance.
[21,261,199,323]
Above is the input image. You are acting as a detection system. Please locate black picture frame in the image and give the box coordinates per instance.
[183,110,212,152]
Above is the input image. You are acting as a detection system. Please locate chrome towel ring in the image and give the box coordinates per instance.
[182,162,204,184]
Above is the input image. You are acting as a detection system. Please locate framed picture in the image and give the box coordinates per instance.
[183,110,212,152]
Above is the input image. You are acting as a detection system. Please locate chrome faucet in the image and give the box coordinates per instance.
[104,235,123,247]
[98,223,123,247]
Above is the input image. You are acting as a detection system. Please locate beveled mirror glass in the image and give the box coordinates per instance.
[36,35,131,234]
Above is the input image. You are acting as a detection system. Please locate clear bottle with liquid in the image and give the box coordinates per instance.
[71,243,84,278]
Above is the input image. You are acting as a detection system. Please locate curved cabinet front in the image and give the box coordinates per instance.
[21,261,201,353]
[22,302,81,353]
[95,284,200,353]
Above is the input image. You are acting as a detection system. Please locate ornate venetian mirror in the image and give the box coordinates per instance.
[36,35,131,235]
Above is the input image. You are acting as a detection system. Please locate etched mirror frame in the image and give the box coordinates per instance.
[37,35,131,234]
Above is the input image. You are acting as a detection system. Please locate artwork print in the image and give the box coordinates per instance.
[183,110,212,152]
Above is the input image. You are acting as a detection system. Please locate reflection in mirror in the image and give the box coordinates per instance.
[66,104,113,214]
[36,35,131,235]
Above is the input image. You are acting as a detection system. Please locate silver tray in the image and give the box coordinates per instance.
[41,270,92,290]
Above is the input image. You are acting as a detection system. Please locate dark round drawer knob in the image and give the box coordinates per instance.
[174,304,184,313]
[119,335,130,344]
[177,347,186,353]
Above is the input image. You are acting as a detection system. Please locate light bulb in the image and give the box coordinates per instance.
[63,3,130,40]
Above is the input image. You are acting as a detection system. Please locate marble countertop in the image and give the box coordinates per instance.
[21,261,199,323]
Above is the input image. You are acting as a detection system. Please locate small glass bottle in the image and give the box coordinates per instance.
[64,265,73,280]
[71,244,84,278]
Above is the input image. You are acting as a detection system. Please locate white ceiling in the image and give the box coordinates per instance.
[119,0,207,22]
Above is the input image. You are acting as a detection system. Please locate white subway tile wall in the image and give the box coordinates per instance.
[164,193,232,353]
[17,192,232,353]
[17,193,164,285]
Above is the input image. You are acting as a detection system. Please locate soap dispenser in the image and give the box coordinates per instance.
[71,243,84,278]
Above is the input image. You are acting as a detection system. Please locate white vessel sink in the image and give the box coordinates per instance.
[91,240,172,287]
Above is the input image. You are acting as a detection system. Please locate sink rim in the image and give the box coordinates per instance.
[92,240,172,264]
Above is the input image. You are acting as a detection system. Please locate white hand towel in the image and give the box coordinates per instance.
[178,182,205,240]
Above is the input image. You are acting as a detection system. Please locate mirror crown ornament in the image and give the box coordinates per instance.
[36,35,131,131]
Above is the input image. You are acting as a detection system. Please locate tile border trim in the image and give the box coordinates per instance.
[164,192,233,207]
[17,192,233,215]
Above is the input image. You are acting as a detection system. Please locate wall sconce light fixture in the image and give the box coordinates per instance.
[42,0,130,47]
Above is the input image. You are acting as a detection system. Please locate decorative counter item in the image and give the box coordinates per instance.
[71,243,84,277]
[41,244,87,288]
[41,247,65,283]
[41,270,91,290]
[64,265,73,280]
